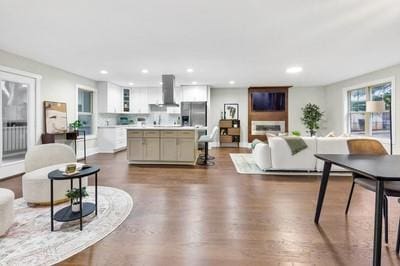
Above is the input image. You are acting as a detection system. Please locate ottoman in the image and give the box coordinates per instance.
[0,188,14,236]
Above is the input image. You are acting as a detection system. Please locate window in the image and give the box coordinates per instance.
[347,81,392,140]
[78,88,93,135]
[348,88,366,135]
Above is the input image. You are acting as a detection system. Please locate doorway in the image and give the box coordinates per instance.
[0,71,36,165]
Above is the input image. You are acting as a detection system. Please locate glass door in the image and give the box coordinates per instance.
[0,71,36,165]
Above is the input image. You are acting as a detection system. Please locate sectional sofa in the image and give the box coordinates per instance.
[253,136,367,172]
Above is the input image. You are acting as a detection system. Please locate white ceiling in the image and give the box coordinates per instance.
[0,0,400,88]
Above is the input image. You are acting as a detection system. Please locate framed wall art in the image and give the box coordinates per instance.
[224,103,239,120]
[44,101,68,134]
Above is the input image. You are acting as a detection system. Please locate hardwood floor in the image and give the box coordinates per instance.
[2,148,400,265]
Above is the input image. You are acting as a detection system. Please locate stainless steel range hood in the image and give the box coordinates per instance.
[160,74,179,107]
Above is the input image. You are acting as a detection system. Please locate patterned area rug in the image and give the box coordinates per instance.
[230,153,350,176]
[0,186,133,266]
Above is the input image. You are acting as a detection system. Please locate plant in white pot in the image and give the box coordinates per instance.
[66,187,89,213]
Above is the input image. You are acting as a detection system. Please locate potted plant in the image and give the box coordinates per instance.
[301,103,324,136]
[69,120,82,132]
[66,187,89,213]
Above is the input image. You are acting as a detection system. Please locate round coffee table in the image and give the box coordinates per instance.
[48,165,100,231]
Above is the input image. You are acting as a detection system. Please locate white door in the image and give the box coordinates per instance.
[0,71,36,165]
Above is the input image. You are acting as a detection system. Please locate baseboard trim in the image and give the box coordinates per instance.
[210,142,250,148]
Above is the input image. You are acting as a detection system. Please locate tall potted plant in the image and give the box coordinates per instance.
[66,187,89,213]
[301,103,324,136]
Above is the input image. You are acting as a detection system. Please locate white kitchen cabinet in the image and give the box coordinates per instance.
[97,81,123,113]
[97,127,127,153]
[181,85,208,102]
[131,88,149,114]
[122,88,131,112]
[147,87,162,105]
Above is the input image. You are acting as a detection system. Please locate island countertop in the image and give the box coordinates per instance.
[126,126,203,165]
[98,125,207,131]
[126,126,207,131]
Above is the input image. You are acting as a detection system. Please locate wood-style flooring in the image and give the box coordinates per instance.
[1,148,400,265]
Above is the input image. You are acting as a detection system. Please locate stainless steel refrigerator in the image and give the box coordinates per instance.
[180,101,207,126]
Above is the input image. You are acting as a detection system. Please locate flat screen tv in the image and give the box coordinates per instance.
[251,92,285,111]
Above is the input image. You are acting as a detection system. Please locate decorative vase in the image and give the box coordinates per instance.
[71,202,80,213]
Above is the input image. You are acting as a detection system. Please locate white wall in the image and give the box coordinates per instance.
[0,49,98,178]
[210,86,326,146]
[323,63,400,153]
[209,87,248,147]
[288,87,326,136]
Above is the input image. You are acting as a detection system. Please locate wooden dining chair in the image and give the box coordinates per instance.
[346,139,400,251]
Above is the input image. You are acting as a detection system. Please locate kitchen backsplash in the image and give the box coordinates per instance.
[98,113,180,126]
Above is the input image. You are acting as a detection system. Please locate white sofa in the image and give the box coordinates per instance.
[22,143,88,204]
[253,137,353,172]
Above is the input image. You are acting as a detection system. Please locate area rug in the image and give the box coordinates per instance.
[230,153,350,176]
[0,186,133,266]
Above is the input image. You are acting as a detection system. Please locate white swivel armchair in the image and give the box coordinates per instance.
[22,143,88,205]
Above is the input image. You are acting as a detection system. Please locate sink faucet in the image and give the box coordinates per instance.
[158,115,161,125]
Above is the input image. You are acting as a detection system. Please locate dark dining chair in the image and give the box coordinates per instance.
[346,139,400,251]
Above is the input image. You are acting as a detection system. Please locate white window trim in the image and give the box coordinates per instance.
[76,84,97,138]
[0,65,42,178]
[342,76,396,144]
[0,65,42,145]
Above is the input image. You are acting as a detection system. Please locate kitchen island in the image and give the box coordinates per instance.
[127,126,202,165]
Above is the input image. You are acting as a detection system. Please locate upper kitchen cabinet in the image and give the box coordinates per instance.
[122,88,131,112]
[131,87,149,114]
[181,85,208,102]
[147,87,162,105]
[97,81,123,113]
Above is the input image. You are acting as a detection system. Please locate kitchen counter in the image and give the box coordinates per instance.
[126,127,201,165]
[98,125,207,130]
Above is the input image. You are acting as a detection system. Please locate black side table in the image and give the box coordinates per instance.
[48,166,100,231]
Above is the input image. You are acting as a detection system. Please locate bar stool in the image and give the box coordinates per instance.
[197,126,219,166]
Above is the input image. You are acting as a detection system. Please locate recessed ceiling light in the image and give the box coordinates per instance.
[21,84,28,88]
[192,81,198,85]
[187,68,194,73]
[229,80,235,85]
[100,70,108,74]
[159,82,163,85]
[141,69,149,74]
[129,82,134,86]
[286,66,303,74]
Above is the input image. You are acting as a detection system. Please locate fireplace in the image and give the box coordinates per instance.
[251,121,286,135]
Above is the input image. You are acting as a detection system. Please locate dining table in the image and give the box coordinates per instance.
[314,154,400,266]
